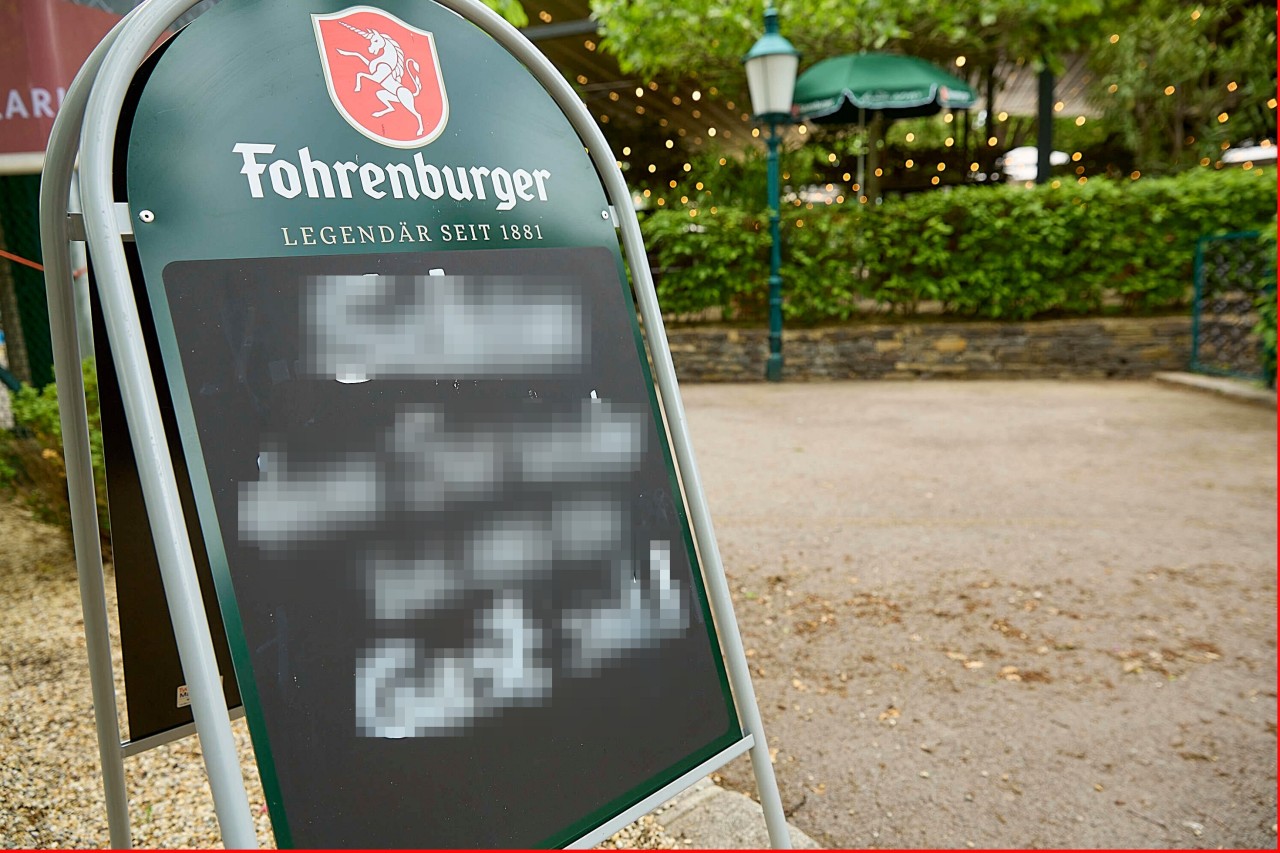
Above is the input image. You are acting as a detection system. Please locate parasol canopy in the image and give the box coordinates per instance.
[793,52,978,123]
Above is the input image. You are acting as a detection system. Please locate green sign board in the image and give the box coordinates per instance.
[124,0,741,847]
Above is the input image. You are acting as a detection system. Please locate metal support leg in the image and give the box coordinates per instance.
[38,16,135,848]
[74,0,258,847]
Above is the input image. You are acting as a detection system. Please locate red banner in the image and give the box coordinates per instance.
[0,0,120,165]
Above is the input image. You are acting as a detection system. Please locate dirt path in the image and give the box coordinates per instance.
[686,380,1277,848]
[2,379,1274,848]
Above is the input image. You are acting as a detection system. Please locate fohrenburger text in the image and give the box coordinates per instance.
[233,143,552,212]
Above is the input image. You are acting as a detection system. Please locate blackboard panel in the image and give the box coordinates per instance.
[160,247,738,847]
[94,253,243,743]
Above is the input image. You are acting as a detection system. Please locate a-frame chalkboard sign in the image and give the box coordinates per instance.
[41,0,788,847]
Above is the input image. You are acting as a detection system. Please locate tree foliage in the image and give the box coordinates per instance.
[591,0,1108,100]
[1086,0,1277,174]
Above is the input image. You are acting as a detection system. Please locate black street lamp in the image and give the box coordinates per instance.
[743,5,798,382]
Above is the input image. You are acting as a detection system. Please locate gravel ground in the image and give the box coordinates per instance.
[2,379,1274,848]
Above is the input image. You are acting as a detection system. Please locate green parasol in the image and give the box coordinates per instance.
[793,52,978,123]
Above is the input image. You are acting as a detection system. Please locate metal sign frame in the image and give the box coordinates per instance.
[40,0,789,848]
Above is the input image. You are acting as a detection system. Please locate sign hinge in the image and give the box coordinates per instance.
[67,203,135,241]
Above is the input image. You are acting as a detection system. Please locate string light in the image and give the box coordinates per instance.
[1109,33,1119,43]
[575,74,587,85]
[997,111,1008,122]
[1217,112,1229,123]
[936,163,946,171]
[1164,86,1176,96]
[969,162,979,171]
[1053,101,1064,112]
[668,179,677,188]
[1130,171,1141,180]
[683,163,692,172]
[1071,152,1082,161]
[797,125,807,135]
[931,176,940,185]
[1199,157,1211,166]
[1268,98,1277,109]
[635,105,644,114]
[647,164,655,173]
[1077,176,1088,184]
[1051,180,1062,188]
[945,137,954,147]
[672,95,682,105]
[538,10,552,22]
[955,56,966,67]
[987,137,998,146]
[635,87,644,97]
[695,182,704,190]
[584,39,596,50]
[691,90,701,101]
[1108,84,1119,94]
[842,172,851,181]
[665,140,674,149]
[1074,116,1086,126]
[1190,8,1201,20]
[875,167,884,176]
[1227,81,1238,92]
[622,146,631,156]
[680,195,688,204]
[943,113,954,123]
[828,153,837,163]
[719,158,728,165]
[905,159,914,168]
[905,132,915,142]
[608,91,619,101]
[707,127,716,137]
[649,82,659,91]
[751,128,760,138]
[656,198,665,205]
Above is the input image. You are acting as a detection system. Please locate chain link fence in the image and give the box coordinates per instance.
[1190,230,1276,385]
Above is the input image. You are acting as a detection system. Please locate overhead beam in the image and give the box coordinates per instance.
[521,17,597,42]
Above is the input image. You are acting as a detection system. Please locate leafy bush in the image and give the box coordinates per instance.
[643,167,1277,323]
[0,360,109,546]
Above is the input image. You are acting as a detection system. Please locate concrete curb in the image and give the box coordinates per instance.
[651,778,822,849]
[1153,371,1277,408]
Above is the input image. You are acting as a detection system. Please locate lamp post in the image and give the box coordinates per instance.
[743,5,798,382]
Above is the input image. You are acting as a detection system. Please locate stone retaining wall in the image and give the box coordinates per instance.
[663,316,1192,382]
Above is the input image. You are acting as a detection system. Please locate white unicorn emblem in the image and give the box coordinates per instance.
[335,21,424,135]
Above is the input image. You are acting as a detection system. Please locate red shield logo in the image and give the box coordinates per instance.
[312,7,449,149]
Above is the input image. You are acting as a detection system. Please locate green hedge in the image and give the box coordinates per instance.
[0,360,109,547]
[644,167,1278,323]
